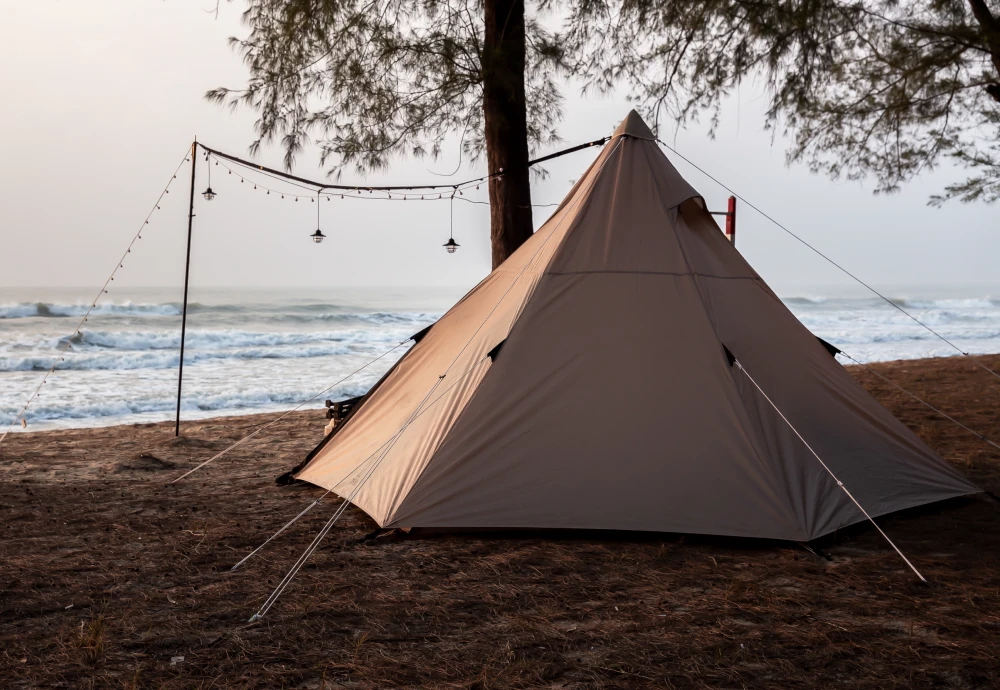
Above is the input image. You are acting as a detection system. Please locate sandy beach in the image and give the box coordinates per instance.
[2,355,999,688]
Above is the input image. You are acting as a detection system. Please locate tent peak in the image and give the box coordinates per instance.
[612,110,656,141]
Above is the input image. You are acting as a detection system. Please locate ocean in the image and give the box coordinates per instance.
[2,285,999,433]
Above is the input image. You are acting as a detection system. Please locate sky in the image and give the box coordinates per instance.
[0,2,997,298]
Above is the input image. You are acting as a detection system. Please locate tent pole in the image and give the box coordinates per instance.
[175,139,197,437]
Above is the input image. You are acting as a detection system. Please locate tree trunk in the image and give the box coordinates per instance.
[482,0,533,269]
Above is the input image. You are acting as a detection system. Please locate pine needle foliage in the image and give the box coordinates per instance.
[209,0,1000,205]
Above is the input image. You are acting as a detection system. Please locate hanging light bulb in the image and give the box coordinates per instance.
[202,155,216,200]
[311,191,326,243]
[444,194,459,254]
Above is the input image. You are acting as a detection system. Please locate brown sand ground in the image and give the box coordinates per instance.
[1,355,999,689]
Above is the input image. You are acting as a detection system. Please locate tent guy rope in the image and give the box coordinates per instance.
[836,349,1000,454]
[657,139,1000,385]
[248,376,447,622]
[733,357,928,583]
[230,489,332,571]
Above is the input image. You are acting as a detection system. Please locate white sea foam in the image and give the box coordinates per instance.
[0,300,441,323]
[0,340,388,372]
[45,327,415,351]
[0,301,184,319]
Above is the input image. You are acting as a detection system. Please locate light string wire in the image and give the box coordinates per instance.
[836,350,1000,454]
[211,153,484,202]
[0,147,193,445]
[169,338,411,484]
[246,137,626,621]
[656,139,1000,384]
[198,136,609,195]
[734,357,928,583]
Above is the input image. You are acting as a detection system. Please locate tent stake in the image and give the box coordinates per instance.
[175,139,197,437]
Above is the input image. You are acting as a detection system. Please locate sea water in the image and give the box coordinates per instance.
[2,285,999,432]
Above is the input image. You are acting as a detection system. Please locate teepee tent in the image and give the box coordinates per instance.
[288,111,979,542]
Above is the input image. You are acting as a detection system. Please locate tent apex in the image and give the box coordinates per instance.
[613,110,656,141]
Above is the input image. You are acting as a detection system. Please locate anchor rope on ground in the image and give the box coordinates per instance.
[248,376,446,622]
[230,489,333,571]
[233,350,491,576]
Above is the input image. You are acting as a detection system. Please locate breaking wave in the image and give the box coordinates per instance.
[0,300,441,324]
[0,301,184,319]
[47,327,412,352]
[0,342,362,372]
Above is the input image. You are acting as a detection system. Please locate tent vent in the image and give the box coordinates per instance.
[722,344,736,367]
[487,339,507,362]
[410,324,434,343]
[816,337,841,358]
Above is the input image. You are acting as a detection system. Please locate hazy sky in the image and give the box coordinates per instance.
[1,2,996,297]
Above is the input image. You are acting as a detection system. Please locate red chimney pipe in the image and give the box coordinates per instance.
[725,196,736,245]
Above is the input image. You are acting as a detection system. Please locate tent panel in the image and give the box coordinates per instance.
[389,272,809,539]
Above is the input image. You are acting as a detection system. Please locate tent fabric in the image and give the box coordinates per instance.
[294,111,979,541]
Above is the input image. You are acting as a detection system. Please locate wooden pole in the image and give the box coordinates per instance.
[175,139,197,437]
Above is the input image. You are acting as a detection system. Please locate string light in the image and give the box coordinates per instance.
[214,154,489,203]
[311,190,326,244]
[202,154,216,201]
[444,194,460,254]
